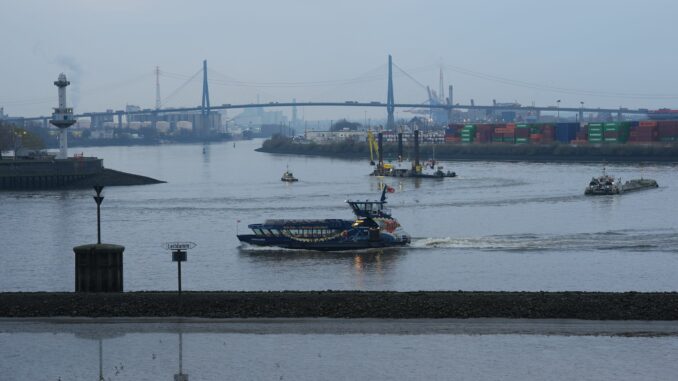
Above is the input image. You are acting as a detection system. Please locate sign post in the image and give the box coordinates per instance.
[162,242,196,294]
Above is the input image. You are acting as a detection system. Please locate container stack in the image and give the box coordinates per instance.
[439,120,675,145]
[603,122,630,143]
[657,120,678,142]
[587,123,604,143]
[541,124,555,144]
[461,125,477,143]
[444,124,463,143]
[475,124,495,143]
[555,123,580,143]
[493,123,515,143]
[571,125,588,144]
[515,124,530,144]
[629,121,657,143]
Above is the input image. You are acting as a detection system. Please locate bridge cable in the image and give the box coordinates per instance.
[161,68,203,105]
[443,64,678,100]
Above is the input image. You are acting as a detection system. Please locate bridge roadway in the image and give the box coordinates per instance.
[7,102,647,122]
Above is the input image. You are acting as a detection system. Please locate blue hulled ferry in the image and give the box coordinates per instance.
[237,187,410,251]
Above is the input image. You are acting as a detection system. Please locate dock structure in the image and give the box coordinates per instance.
[0,157,103,189]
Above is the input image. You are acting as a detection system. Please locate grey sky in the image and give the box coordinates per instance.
[2,0,678,120]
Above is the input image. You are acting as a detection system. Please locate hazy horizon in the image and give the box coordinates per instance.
[3,0,678,120]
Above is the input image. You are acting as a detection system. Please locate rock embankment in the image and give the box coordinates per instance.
[1,291,677,320]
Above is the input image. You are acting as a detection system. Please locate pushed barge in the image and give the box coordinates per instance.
[237,187,410,251]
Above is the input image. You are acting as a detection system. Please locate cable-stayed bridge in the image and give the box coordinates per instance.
[2,56,657,131]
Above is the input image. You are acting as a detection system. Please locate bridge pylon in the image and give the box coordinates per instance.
[201,59,211,135]
[386,54,395,130]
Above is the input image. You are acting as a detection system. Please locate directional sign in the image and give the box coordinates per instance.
[162,242,197,251]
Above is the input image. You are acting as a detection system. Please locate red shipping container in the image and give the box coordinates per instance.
[656,120,678,128]
[657,125,678,138]
[516,129,529,138]
[639,120,657,127]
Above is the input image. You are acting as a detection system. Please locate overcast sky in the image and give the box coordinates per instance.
[2,0,678,120]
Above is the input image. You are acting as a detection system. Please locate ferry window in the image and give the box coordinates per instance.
[270,229,280,236]
[253,229,263,236]
[263,229,273,236]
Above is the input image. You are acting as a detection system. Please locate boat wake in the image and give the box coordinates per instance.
[410,229,678,253]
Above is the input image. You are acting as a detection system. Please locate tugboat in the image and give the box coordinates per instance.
[281,166,298,182]
[585,170,621,195]
[237,186,411,251]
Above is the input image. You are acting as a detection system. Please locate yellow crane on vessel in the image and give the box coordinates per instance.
[367,130,379,166]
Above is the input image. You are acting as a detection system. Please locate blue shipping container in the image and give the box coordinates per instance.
[555,123,580,143]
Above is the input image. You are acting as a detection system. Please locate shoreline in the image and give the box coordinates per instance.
[2,317,678,336]
[256,147,678,164]
[257,147,678,164]
[257,137,678,163]
[2,291,677,320]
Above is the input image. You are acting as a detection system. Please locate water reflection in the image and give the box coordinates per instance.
[74,329,188,380]
[74,331,126,380]
[238,247,404,289]
[238,247,403,265]
[201,143,210,164]
[175,332,188,381]
[3,320,677,380]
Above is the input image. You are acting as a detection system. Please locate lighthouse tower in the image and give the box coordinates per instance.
[49,73,77,159]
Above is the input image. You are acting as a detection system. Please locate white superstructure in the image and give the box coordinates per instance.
[49,73,77,159]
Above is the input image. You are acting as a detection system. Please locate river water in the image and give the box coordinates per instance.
[1,139,677,292]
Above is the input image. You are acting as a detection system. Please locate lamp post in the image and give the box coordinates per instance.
[579,101,584,122]
[93,185,104,244]
[556,100,561,122]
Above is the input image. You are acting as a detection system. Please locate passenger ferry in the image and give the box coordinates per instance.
[237,187,410,251]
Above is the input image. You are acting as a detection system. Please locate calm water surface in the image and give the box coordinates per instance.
[1,139,677,291]
[1,319,677,381]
